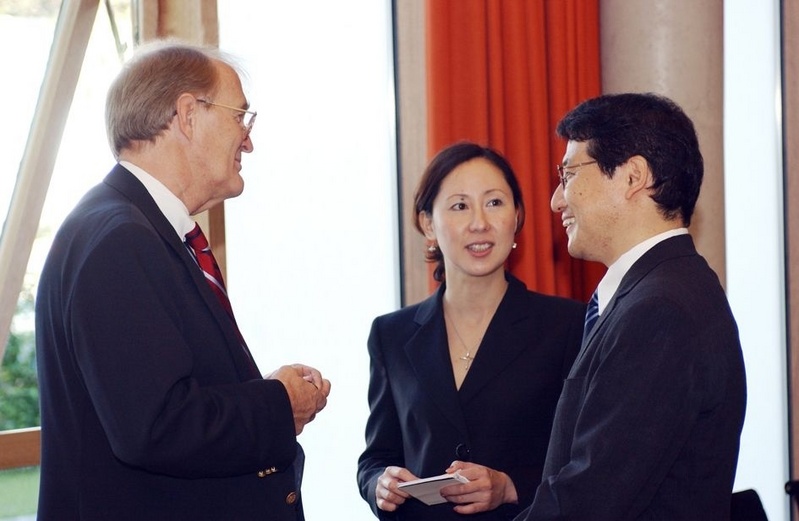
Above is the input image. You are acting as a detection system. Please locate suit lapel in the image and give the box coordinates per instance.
[104,165,260,380]
[404,287,469,433]
[579,234,698,353]
[403,276,529,427]
[458,276,529,403]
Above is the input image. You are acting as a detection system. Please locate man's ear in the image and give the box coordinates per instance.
[174,93,197,139]
[624,155,652,199]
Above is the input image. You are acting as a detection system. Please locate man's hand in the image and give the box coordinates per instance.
[267,364,331,434]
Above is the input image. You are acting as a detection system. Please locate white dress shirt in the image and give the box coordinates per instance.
[595,228,690,314]
[119,160,195,239]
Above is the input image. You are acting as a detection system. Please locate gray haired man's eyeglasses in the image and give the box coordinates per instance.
[196,98,257,136]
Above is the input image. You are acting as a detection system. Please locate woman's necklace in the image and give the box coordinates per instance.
[444,280,506,375]
[445,314,484,372]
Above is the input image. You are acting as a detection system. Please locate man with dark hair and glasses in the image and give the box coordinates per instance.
[35,40,330,520]
[515,92,746,520]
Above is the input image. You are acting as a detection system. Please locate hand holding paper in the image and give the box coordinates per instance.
[397,472,470,505]
[375,465,417,513]
[444,461,519,515]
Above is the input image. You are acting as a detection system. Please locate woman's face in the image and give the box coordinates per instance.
[419,157,518,282]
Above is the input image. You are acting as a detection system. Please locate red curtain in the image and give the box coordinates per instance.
[426,0,605,301]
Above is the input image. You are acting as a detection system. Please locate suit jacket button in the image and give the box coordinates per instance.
[257,467,277,478]
[455,443,471,461]
[286,491,298,505]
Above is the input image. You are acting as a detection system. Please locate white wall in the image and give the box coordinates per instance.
[218,2,399,519]
[725,1,789,520]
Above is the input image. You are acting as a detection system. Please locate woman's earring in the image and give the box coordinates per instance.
[512,242,517,249]
[427,244,438,253]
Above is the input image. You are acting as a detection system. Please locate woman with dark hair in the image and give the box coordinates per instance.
[357,141,585,520]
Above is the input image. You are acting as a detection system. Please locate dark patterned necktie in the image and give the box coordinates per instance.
[185,223,256,370]
[582,290,599,344]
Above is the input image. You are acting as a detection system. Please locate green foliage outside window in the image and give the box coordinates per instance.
[0,287,39,431]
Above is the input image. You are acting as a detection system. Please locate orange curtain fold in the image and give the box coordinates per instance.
[426,0,604,301]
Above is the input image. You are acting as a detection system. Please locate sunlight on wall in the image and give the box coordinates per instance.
[725,1,789,520]
[218,2,399,518]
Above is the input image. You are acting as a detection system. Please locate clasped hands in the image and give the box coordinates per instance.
[376,461,518,514]
[267,364,331,434]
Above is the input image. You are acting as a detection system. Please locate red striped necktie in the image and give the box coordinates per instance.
[185,223,257,372]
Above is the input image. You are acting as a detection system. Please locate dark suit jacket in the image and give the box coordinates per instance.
[357,275,585,520]
[35,165,303,520]
[517,235,747,520]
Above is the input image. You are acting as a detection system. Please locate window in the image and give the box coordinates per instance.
[0,2,132,518]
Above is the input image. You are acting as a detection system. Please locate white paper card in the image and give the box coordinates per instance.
[397,472,469,505]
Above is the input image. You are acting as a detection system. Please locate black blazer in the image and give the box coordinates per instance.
[357,275,585,520]
[35,165,303,520]
[518,235,747,520]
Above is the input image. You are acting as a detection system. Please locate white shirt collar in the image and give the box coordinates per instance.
[595,228,689,314]
[119,160,195,239]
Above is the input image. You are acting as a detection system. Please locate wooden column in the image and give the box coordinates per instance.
[395,0,429,306]
[783,1,799,517]
[600,0,726,285]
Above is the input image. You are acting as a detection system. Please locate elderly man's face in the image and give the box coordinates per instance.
[189,62,254,214]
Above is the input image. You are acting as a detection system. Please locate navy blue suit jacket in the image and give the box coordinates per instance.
[357,275,585,520]
[517,234,747,520]
[35,165,303,520]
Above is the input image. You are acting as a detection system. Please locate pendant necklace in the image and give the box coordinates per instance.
[446,315,482,371]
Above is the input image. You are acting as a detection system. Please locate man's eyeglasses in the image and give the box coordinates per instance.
[556,160,597,190]
[196,98,257,135]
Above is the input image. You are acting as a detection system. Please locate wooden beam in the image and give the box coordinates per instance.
[0,428,41,469]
